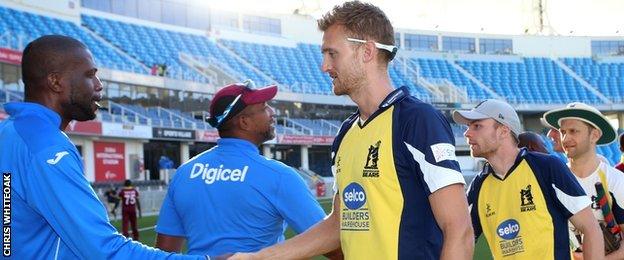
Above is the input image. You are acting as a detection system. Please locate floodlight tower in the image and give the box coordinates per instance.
[531,0,558,35]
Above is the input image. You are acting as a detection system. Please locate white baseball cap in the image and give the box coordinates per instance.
[452,99,523,138]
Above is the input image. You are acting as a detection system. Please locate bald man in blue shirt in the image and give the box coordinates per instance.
[155,82,326,256]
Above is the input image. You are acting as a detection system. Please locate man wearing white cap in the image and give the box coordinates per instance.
[544,102,624,258]
[454,99,603,259]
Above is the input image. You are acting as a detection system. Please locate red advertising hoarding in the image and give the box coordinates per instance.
[196,130,220,143]
[65,120,102,135]
[276,135,335,145]
[0,48,22,65]
[94,141,126,182]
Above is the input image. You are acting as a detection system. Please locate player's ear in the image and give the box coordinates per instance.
[46,72,63,93]
[362,41,376,63]
[589,127,601,144]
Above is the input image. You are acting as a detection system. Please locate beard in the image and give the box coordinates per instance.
[67,85,97,122]
[332,60,366,96]
[260,125,276,143]
[470,135,500,158]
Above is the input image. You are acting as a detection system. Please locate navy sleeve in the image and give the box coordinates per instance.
[273,167,326,234]
[537,154,590,218]
[401,103,464,195]
[27,145,202,260]
[466,174,485,239]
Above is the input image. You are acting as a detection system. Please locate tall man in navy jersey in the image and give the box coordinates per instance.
[231,1,473,259]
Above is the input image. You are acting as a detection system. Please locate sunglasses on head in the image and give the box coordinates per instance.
[211,80,255,128]
[346,37,398,61]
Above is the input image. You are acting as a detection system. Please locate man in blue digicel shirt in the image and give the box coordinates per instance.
[0,35,208,259]
[154,82,327,256]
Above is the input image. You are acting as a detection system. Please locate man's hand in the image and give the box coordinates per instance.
[138,211,142,219]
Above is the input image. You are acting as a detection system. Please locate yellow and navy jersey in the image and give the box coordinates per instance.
[331,87,465,259]
[467,148,591,259]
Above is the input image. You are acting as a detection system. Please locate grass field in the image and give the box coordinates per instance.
[110,198,492,259]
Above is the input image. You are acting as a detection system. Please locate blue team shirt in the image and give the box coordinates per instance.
[0,102,202,259]
[156,138,325,256]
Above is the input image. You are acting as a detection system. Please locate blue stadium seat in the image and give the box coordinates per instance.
[0,7,145,74]
[457,58,603,104]
[562,58,624,103]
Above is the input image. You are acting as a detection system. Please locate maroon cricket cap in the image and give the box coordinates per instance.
[208,82,277,128]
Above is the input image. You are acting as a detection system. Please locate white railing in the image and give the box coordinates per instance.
[102,100,152,125]
[157,107,197,129]
[281,117,313,135]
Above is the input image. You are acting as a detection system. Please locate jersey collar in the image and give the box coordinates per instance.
[4,101,62,129]
[217,138,260,153]
[355,86,409,128]
[379,86,408,109]
[484,147,528,181]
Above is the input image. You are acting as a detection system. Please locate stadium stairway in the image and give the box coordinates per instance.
[81,14,270,85]
[562,57,624,103]
[412,58,493,102]
[456,58,604,104]
[1,6,623,105]
[550,58,612,104]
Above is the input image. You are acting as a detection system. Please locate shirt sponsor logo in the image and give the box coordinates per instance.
[341,182,370,231]
[46,151,69,165]
[430,143,457,163]
[190,163,248,184]
[362,141,380,178]
[485,203,496,217]
[496,219,524,256]
[497,219,520,240]
[343,182,366,210]
[520,185,536,212]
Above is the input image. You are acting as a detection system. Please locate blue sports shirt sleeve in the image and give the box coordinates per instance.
[27,145,202,260]
[401,104,465,195]
[273,168,326,234]
[156,174,186,236]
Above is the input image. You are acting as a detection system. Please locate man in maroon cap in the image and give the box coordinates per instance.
[154,81,326,257]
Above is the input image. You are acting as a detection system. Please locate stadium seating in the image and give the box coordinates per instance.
[81,15,268,85]
[1,7,621,104]
[457,58,603,104]
[289,118,339,136]
[562,58,624,103]
[220,40,432,100]
[220,40,330,94]
[0,7,145,74]
[413,58,491,101]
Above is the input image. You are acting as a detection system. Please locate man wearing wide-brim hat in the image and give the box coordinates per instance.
[543,102,624,258]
